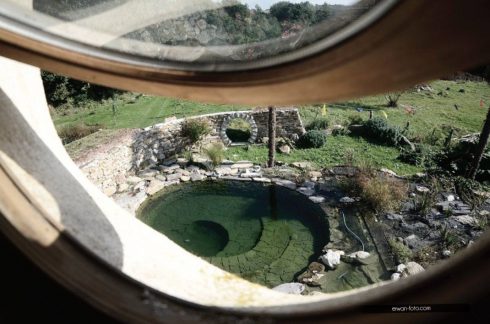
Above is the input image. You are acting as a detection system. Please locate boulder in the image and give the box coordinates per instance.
[273,179,297,190]
[396,264,407,273]
[416,185,430,193]
[319,249,344,269]
[386,213,404,221]
[180,175,191,182]
[452,215,477,226]
[291,161,313,170]
[308,171,323,179]
[340,197,356,204]
[297,187,315,196]
[190,174,206,182]
[405,261,424,276]
[166,173,182,182]
[349,251,371,259]
[309,196,326,204]
[278,145,291,155]
[380,168,397,177]
[272,283,305,295]
[391,273,401,281]
[253,177,271,183]
[146,180,165,195]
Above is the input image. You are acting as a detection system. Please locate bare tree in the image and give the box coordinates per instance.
[268,106,276,168]
[467,106,490,179]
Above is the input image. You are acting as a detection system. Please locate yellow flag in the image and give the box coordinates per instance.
[321,104,327,116]
[381,111,388,119]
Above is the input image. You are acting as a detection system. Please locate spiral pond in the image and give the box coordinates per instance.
[137,181,329,287]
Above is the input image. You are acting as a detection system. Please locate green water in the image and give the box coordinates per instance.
[137,181,329,287]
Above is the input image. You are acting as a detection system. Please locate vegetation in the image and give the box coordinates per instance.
[305,118,329,131]
[388,238,413,264]
[50,78,490,177]
[342,165,407,213]
[181,119,211,144]
[204,143,225,168]
[385,92,402,108]
[57,123,102,144]
[361,117,406,147]
[296,130,327,149]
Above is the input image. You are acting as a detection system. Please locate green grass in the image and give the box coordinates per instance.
[53,80,490,175]
[225,136,422,175]
[52,93,246,129]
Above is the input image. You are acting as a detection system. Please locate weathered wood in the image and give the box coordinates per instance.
[267,106,276,168]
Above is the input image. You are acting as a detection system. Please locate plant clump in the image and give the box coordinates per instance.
[204,143,225,169]
[181,119,211,144]
[306,118,329,131]
[57,123,102,144]
[296,130,327,149]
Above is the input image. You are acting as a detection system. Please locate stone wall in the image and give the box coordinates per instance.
[133,108,305,170]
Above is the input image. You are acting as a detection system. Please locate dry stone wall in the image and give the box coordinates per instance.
[133,108,304,170]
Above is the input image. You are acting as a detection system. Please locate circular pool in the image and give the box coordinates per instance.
[137,181,329,288]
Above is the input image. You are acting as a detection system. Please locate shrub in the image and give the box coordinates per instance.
[385,92,402,107]
[363,117,405,147]
[204,143,225,168]
[181,119,211,144]
[57,123,101,144]
[388,238,413,264]
[306,118,329,131]
[357,175,407,213]
[398,144,439,169]
[296,130,327,149]
[347,114,364,125]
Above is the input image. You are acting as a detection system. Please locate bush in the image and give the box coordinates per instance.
[306,118,329,131]
[398,144,439,169]
[181,119,211,144]
[388,238,413,264]
[363,117,405,147]
[296,130,327,149]
[57,123,101,144]
[385,92,402,107]
[204,143,225,168]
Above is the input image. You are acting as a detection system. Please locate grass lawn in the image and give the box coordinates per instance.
[53,80,489,176]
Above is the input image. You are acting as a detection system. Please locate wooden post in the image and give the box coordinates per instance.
[268,106,276,168]
[467,106,490,179]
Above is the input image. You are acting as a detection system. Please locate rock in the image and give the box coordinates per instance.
[166,173,182,182]
[113,191,147,215]
[137,169,159,178]
[103,185,117,197]
[319,249,345,269]
[308,171,323,179]
[116,183,129,193]
[340,197,356,203]
[405,262,425,275]
[291,161,313,170]
[391,273,401,281]
[278,145,291,155]
[127,176,143,184]
[386,213,403,221]
[133,181,147,192]
[349,251,371,259]
[396,264,407,273]
[297,187,315,196]
[442,250,452,258]
[415,172,427,178]
[155,174,167,182]
[380,168,397,177]
[180,175,191,182]
[309,196,326,203]
[240,171,262,178]
[272,283,305,295]
[416,185,430,193]
[215,166,232,176]
[191,174,206,182]
[273,179,297,190]
[451,215,477,226]
[230,162,253,169]
[446,194,455,202]
[404,234,423,250]
[330,166,358,176]
[253,177,271,183]
[146,180,165,195]
[308,262,325,273]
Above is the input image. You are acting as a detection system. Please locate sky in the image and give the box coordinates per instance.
[243,0,359,9]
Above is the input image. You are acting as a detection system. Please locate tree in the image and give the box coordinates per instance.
[467,106,490,179]
[268,106,276,168]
